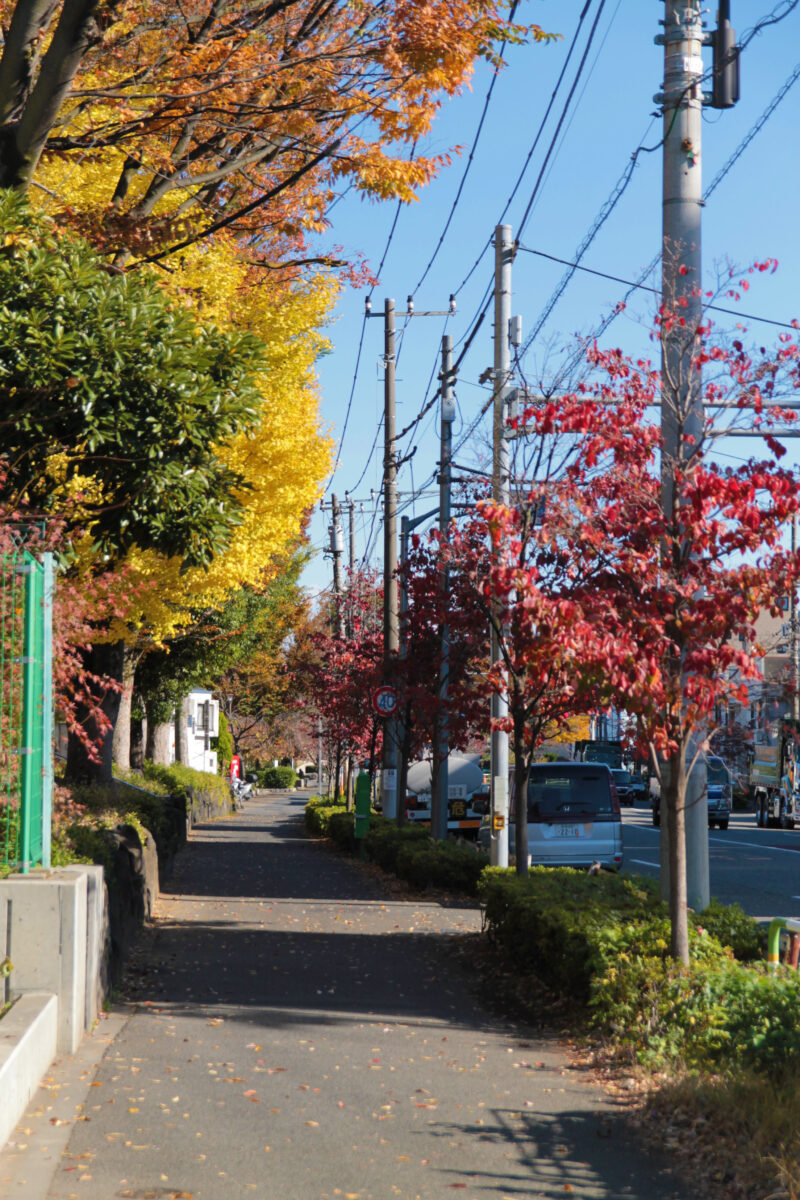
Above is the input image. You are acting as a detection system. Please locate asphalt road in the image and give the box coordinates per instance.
[621,804,800,919]
[0,792,684,1200]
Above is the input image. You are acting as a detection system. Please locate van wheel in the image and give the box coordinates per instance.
[780,805,794,830]
[718,819,729,831]
[652,811,660,827]
[756,801,765,828]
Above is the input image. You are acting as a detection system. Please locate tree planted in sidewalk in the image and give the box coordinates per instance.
[522,293,800,961]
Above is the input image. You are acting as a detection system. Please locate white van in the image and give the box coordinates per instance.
[478,762,623,870]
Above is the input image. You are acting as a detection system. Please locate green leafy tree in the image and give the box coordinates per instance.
[0,192,266,568]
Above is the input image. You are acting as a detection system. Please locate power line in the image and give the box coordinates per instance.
[517,245,800,330]
[527,50,800,376]
[523,119,658,352]
[516,0,609,243]
[411,1,519,296]
[451,0,600,301]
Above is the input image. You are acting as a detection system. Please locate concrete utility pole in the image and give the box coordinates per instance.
[657,0,707,910]
[792,515,799,723]
[330,493,345,639]
[381,299,399,820]
[490,224,513,868]
[431,334,455,843]
[346,494,356,575]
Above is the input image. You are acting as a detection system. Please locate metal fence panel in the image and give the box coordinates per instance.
[1,547,53,873]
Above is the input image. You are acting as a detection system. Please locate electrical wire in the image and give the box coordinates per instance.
[527,43,800,374]
[451,0,600,300]
[522,118,658,353]
[410,1,520,297]
[326,142,419,497]
[515,0,608,244]
[517,245,800,330]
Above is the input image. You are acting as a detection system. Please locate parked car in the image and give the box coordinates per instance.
[651,755,731,830]
[477,762,623,870]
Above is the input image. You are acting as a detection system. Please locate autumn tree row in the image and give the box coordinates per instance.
[298,299,800,963]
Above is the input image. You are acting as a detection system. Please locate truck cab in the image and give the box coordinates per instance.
[752,722,800,829]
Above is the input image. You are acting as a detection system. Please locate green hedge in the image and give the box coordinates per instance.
[259,765,297,789]
[304,800,488,895]
[478,868,796,1075]
[140,762,230,809]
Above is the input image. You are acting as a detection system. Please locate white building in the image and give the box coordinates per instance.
[169,688,220,773]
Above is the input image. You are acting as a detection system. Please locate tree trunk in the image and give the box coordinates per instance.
[174,695,190,764]
[513,707,530,876]
[667,744,690,964]
[367,720,378,794]
[111,646,139,770]
[130,715,145,770]
[396,702,412,829]
[345,753,354,813]
[148,721,172,765]
[333,740,342,801]
[65,640,125,785]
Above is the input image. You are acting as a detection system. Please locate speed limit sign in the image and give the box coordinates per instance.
[371,685,397,716]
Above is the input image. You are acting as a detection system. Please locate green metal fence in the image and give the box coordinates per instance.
[0,547,53,873]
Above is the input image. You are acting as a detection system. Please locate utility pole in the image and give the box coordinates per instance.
[658,0,707,910]
[382,299,399,819]
[430,335,455,843]
[490,224,513,868]
[346,493,356,575]
[365,293,457,822]
[330,493,345,639]
[792,515,799,722]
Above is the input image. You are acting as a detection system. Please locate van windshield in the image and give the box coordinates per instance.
[706,758,729,788]
[527,771,614,819]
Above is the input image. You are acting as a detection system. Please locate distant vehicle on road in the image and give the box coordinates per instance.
[651,755,732,830]
[610,767,637,805]
[752,722,800,829]
[574,739,623,770]
[404,752,486,838]
[477,761,623,870]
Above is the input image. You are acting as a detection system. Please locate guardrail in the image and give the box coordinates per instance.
[767,917,800,972]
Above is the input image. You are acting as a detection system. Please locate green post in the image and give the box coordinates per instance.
[19,555,40,873]
[354,772,371,858]
[41,554,54,867]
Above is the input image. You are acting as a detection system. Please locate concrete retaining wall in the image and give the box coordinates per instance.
[0,993,58,1151]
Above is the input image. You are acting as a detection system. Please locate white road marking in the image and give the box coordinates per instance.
[708,836,800,855]
[626,821,800,858]
[629,858,660,867]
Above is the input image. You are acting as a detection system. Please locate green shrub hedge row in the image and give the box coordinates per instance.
[306,799,796,1077]
[478,869,800,1076]
[138,762,231,809]
[304,798,488,895]
[259,766,297,789]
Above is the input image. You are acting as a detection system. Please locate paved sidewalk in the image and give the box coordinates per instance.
[0,793,683,1200]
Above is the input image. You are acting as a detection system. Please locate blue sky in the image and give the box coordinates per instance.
[304,0,800,597]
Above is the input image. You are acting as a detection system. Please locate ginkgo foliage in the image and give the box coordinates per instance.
[0,0,555,270]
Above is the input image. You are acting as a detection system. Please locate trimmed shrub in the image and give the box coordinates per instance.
[480,867,797,1076]
[260,765,297,789]
[693,899,765,962]
[141,762,230,810]
[305,799,345,834]
[395,840,488,894]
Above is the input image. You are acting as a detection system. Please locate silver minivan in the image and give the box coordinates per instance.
[478,762,623,870]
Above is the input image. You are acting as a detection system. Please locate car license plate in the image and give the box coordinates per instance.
[542,823,590,839]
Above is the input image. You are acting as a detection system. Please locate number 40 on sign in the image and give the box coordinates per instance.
[371,686,397,716]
